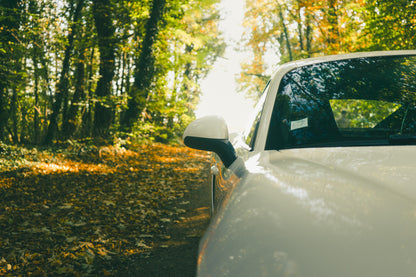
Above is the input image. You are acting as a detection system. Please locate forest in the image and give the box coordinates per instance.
[1,0,225,145]
[1,0,416,275]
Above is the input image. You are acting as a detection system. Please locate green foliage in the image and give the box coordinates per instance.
[121,0,224,140]
[240,0,416,99]
[0,141,37,171]
[330,99,401,128]
[0,0,223,144]
[363,0,416,51]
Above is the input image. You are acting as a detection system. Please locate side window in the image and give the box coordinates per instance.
[245,81,270,149]
[246,110,262,149]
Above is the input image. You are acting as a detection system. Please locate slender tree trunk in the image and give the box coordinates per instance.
[62,47,86,139]
[121,0,167,130]
[181,45,195,116]
[277,2,293,61]
[43,0,85,144]
[327,0,339,51]
[81,47,95,138]
[0,0,22,140]
[20,100,27,143]
[0,88,6,140]
[10,88,18,143]
[40,52,51,138]
[30,4,41,144]
[296,6,304,52]
[33,54,40,144]
[305,10,313,57]
[92,0,116,140]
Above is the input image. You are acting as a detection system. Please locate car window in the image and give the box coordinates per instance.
[330,99,401,129]
[266,55,416,150]
[245,80,270,150]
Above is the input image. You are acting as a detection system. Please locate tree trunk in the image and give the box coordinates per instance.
[40,50,52,138]
[43,0,85,144]
[296,6,304,52]
[10,88,19,143]
[277,2,293,61]
[62,47,86,139]
[0,0,22,140]
[305,10,313,57]
[327,0,339,51]
[92,0,116,140]
[121,0,167,130]
[81,47,95,138]
[0,88,6,140]
[33,53,40,144]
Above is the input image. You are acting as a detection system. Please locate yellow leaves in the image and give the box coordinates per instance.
[58,203,73,209]
[174,29,204,49]
[0,143,210,275]
[0,177,14,189]
[103,200,116,206]
[136,240,152,249]
[0,258,14,274]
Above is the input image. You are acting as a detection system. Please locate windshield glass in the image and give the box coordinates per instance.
[266,55,416,150]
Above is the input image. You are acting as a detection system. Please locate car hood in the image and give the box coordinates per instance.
[198,146,416,277]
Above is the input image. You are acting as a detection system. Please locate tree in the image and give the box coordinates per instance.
[239,0,373,98]
[363,0,416,51]
[0,0,224,144]
[92,0,117,139]
[43,0,85,144]
[121,0,167,131]
[62,45,86,139]
[161,0,225,139]
[0,0,23,140]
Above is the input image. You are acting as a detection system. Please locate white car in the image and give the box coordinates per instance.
[183,50,416,277]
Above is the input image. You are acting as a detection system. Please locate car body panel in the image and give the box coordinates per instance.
[198,146,416,277]
[186,50,416,276]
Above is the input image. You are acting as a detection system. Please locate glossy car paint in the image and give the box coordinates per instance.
[191,50,416,276]
[183,115,229,140]
[198,146,416,276]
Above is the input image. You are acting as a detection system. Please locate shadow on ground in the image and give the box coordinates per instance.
[122,176,211,277]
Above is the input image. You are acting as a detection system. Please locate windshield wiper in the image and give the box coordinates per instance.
[388,134,416,145]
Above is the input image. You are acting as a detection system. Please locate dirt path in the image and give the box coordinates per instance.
[122,173,211,276]
[0,143,212,276]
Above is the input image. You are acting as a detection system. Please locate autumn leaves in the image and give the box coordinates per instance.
[0,143,210,275]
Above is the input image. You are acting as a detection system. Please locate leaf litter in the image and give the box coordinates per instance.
[0,143,211,276]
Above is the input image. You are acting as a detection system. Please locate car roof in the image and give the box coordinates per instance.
[273,50,416,77]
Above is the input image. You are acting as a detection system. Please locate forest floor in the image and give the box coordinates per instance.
[0,142,212,276]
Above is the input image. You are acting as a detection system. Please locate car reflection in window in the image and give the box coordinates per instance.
[267,55,416,150]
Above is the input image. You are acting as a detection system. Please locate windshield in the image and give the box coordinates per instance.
[266,55,416,150]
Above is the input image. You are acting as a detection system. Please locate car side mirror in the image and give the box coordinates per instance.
[183,116,237,168]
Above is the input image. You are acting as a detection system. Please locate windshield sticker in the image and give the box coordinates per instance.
[291,118,308,131]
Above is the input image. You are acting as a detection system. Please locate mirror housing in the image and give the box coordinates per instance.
[183,116,237,168]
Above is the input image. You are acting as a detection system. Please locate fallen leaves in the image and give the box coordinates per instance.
[0,143,210,275]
